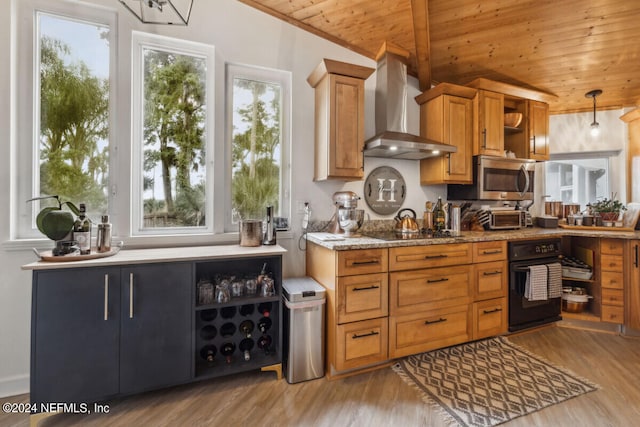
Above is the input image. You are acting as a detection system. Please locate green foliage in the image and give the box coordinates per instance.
[590,193,626,214]
[231,79,281,220]
[39,37,109,212]
[28,195,80,240]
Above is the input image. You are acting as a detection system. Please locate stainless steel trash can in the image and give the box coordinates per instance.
[282,277,326,383]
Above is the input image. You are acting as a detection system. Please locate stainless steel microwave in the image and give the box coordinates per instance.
[447,155,536,201]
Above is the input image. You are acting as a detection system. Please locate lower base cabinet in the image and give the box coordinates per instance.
[28,249,284,414]
[472,297,508,339]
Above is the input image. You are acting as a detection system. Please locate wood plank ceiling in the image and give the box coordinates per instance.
[238,0,640,115]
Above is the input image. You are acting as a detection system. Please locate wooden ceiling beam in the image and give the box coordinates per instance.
[410,0,432,92]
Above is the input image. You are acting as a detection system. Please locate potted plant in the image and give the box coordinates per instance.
[27,195,81,241]
[589,193,626,222]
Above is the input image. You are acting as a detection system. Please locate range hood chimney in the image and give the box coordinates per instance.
[364,44,456,160]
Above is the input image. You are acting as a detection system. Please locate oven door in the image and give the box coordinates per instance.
[509,258,562,331]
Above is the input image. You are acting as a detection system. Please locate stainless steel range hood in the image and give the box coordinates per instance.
[364,49,456,160]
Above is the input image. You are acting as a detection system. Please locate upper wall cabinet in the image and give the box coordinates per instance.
[416,83,477,184]
[467,78,555,161]
[307,59,374,181]
[473,90,505,157]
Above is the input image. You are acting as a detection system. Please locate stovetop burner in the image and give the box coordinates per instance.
[363,228,457,241]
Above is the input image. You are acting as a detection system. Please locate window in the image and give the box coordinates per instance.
[544,151,618,209]
[226,64,291,231]
[131,32,214,235]
[14,1,116,240]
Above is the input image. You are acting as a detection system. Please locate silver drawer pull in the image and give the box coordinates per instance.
[427,278,449,283]
[352,331,379,339]
[424,318,447,325]
[351,259,380,266]
[104,274,109,321]
[482,250,502,255]
[129,273,134,319]
[353,285,380,291]
[483,307,502,314]
[483,270,502,276]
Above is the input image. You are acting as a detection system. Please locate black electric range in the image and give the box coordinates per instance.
[362,229,459,241]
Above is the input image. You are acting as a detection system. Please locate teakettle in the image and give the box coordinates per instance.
[394,208,419,233]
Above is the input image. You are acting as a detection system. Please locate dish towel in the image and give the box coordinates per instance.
[525,265,548,301]
[547,262,563,298]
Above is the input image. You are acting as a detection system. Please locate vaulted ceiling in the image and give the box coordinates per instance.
[239,0,640,115]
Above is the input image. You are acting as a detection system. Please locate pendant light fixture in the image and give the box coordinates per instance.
[585,89,602,137]
[118,0,193,25]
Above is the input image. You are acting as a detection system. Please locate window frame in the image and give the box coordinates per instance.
[13,0,117,241]
[224,63,292,233]
[130,31,215,237]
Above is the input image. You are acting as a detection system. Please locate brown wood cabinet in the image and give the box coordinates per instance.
[471,241,508,339]
[306,243,388,378]
[627,240,640,331]
[415,83,476,184]
[473,90,504,157]
[307,59,374,181]
[504,99,550,161]
[600,238,625,324]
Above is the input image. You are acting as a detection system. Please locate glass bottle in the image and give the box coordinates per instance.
[220,342,235,364]
[239,338,254,361]
[73,203,91,255]
[257,316,272,333]
[96,215,112,253]
[434,197,446,232]
[200,345,216,363]
[239,319,254,338]
[257,334,272,355]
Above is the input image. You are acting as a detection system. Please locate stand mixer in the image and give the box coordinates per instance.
[328,191,364,236]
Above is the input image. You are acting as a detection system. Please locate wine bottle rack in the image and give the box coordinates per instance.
[193,255,282,379]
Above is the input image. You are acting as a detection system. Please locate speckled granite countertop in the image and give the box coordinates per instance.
[305,227,640,250]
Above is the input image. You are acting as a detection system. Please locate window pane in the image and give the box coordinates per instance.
[141,48,207,228]
[545,158,609,208]
[38,13,110,215]
[231,78,282,221]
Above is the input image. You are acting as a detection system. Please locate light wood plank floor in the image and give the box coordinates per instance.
[2,326,639,427]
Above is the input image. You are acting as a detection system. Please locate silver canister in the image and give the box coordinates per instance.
[239,220,263,247]
[96,215,112,253]
[451,205,461,236]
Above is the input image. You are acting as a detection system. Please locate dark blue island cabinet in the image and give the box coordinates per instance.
[24,245,286,424]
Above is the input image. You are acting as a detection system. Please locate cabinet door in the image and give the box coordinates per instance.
[474,90,504,156]
[528,100,549,160]
[420,95,473,184]
[120,263,192,394]
[473,297,507,339]
[32,268,120,405]
[627,240,640,330]
[329,74,365,179]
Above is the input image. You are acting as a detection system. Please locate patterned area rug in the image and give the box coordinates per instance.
[393,337,598,427]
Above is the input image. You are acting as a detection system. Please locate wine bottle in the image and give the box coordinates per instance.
[434,197,446,232]
[257,317,272,333]
[199,325,217,341]
[200,345,216,363]
[257,334,272,355]
[257,302,272,318]
[73,203,91,255]
[239,338,254,361]
[220,342,235,364]
[220,322,236,337]
[239,319,254,338]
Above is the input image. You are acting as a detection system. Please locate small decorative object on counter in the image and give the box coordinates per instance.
[197,279,214,305]
[434,197,446,231]
[73,203,91,255]
[96,215,112,253]
[215,280,231,303]
[263,205,277,245]
[231,277,244,298]
[245,277,258,296]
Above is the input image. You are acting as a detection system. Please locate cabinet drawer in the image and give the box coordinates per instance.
[601,238,624,256]
[390,265,472,315]
[389,305,470,358]
[474,260,508,300]
[389,243,472,271]
[337,249,388,276]
[600,254,623,273]
[601,271,624,290]
[601,305,624,324]
[602,288,624,307]
[335,318,388,371]
[337,273,388,324]
[473,241,507,263]
[473,297,507,339]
